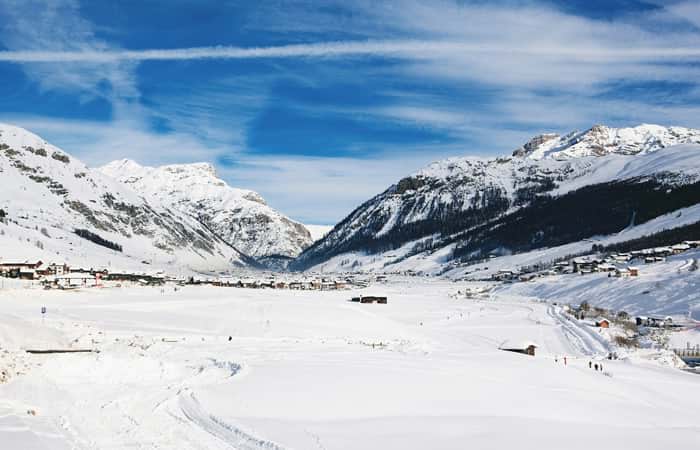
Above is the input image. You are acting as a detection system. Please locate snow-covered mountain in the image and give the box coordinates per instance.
[0,123,255,272]
[98,159,313,264]
[292,124,700,273]
[513,124,700,159]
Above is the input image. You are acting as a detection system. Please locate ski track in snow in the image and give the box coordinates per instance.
[547,305,610,357]
[175,390,287,450]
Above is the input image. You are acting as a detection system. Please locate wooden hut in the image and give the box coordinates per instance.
[351,295,388,304]
[500,341,538,356]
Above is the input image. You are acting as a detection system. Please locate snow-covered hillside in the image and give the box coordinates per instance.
[499,248,700,317]
[294,124,700,273]
[99,160,312,263]
[0,123,254,272]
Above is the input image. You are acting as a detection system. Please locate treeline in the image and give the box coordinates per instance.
[294,175,700,271]
[75,228,123,252]
[293,185,510,270]
[597,221,700,254]
[452,178,700,262]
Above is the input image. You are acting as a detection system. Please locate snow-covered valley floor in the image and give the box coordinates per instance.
[1,281,699,449]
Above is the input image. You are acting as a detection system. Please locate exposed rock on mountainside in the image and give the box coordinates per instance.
[0,123,254,271]
[99,159,313,265]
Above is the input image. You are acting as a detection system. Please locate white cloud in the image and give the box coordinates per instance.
[0,114,229,167]
[0,0,138,100]
[1,39,699,64]
[666,1,700,28]
[217,151,449,224]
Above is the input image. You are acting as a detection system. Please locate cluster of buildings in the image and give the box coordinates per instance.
[635,315,676,328]
[490,240,700,283]
[0,259,165,289]
[0,260,67,280]
[567,302,679,330]
[0,257,378,292]
[204,276,358,291]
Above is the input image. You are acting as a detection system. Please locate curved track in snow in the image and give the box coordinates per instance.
[547,305,611,357]
[175,390,287,450]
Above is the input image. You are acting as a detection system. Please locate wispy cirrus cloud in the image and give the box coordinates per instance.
[0,0,138,100]
[1,40,700,63]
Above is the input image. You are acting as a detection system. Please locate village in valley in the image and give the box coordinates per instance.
[2,236,698,376]
[0,259,371,291]
[2,1,700,447]
[478,241,700,283]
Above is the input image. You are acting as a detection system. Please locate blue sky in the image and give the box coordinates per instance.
[1,0,700,224]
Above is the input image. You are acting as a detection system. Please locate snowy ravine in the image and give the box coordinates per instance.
[293,124,700,273]
[99,159,313,265]
[0,123,255,272]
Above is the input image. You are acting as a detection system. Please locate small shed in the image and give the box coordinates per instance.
[351,295,388,304]
[596,318,611,328]
[500,341,538,356]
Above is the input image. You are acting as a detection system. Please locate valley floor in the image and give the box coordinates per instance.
[1,280,699,449]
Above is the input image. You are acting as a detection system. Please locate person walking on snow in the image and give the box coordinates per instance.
[589,361,592,369]
[564,356,567,366]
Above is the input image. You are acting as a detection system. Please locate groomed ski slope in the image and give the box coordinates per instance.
[0,280,698,449]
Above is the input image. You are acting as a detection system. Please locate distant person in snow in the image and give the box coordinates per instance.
[599,363,603,372]
[594,363,599,371]
[228,336,232,342]
[589,361,592,369]
[564,356,567,366]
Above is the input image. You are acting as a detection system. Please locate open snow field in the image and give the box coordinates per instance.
[1,280,699,449]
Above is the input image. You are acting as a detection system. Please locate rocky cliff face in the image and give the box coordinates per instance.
[0,123,255,271]
[99,159,313,265]
[292,124,700,273]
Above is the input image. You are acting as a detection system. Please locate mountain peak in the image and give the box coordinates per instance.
[98,159,312,260]
[513,123,700,160]
[0,122,62,155]
[161,162,218,178]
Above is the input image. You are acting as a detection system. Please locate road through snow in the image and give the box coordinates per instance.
[546,305,611,357]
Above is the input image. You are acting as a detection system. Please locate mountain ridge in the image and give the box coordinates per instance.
[292,124,700,273]
[98,158,313,264]
[0,123,256,272]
